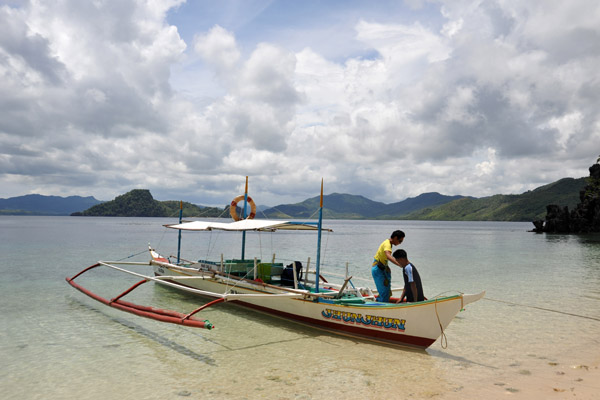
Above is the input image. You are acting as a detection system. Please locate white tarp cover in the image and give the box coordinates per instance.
[166,219,330,231]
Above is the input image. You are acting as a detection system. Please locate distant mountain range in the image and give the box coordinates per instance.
[0,194,102,215]
[261,192,466,219]
[404,177,587,221]
[0,176,588,221]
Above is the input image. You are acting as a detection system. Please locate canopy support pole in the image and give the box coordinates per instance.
[315,179,324,293]
[177,200,183,263]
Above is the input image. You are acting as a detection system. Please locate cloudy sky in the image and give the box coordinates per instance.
[1,0,599,207]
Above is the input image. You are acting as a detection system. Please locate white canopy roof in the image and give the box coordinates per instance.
[166,219,331,232]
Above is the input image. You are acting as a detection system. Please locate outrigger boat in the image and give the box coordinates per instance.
[66,179,484,349]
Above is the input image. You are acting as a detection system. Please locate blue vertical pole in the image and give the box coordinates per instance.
[241,176,248,260]
[177,200,183,264]
[315,179,323,293]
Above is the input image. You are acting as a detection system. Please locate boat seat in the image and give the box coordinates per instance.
[257,263,284,283]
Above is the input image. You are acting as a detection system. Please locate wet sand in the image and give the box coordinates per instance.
[440,354,600,400]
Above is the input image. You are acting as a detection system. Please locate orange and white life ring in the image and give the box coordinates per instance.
[230,195,257,221]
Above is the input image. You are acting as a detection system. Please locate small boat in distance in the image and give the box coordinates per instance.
[66,178,484,349]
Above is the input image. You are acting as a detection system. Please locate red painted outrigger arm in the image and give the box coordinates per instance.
[66,263,218,329]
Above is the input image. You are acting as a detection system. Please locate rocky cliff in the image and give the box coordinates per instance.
[533,162,600,233]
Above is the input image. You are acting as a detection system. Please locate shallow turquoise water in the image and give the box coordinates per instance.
[1,216,599,399]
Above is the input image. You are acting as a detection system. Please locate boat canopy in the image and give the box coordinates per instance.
[166,219,331,232]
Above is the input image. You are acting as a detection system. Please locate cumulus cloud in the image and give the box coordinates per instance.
[194,25,240,74]
[0,0,599,206]
[193,31,303,154]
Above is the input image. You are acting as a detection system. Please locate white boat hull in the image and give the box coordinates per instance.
[153,262,484,348]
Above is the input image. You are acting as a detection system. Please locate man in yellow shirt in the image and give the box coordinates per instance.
[371,230,405,302]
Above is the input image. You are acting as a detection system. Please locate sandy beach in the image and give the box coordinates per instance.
[440,355,600,400]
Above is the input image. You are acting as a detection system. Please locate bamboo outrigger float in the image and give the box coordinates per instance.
[66,261,215,329]
[66,178,485,348]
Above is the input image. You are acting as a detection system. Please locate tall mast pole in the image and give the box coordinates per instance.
[241,176,248,260]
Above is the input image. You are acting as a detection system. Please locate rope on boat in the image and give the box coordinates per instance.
[431,291,466,349]
[206,229,222,261]
[322,230,330,272]
[484,297,600,322]
[155,226,168,251]
[434,298,448,349]
[258,230,264,262]
[117,249,151,261]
